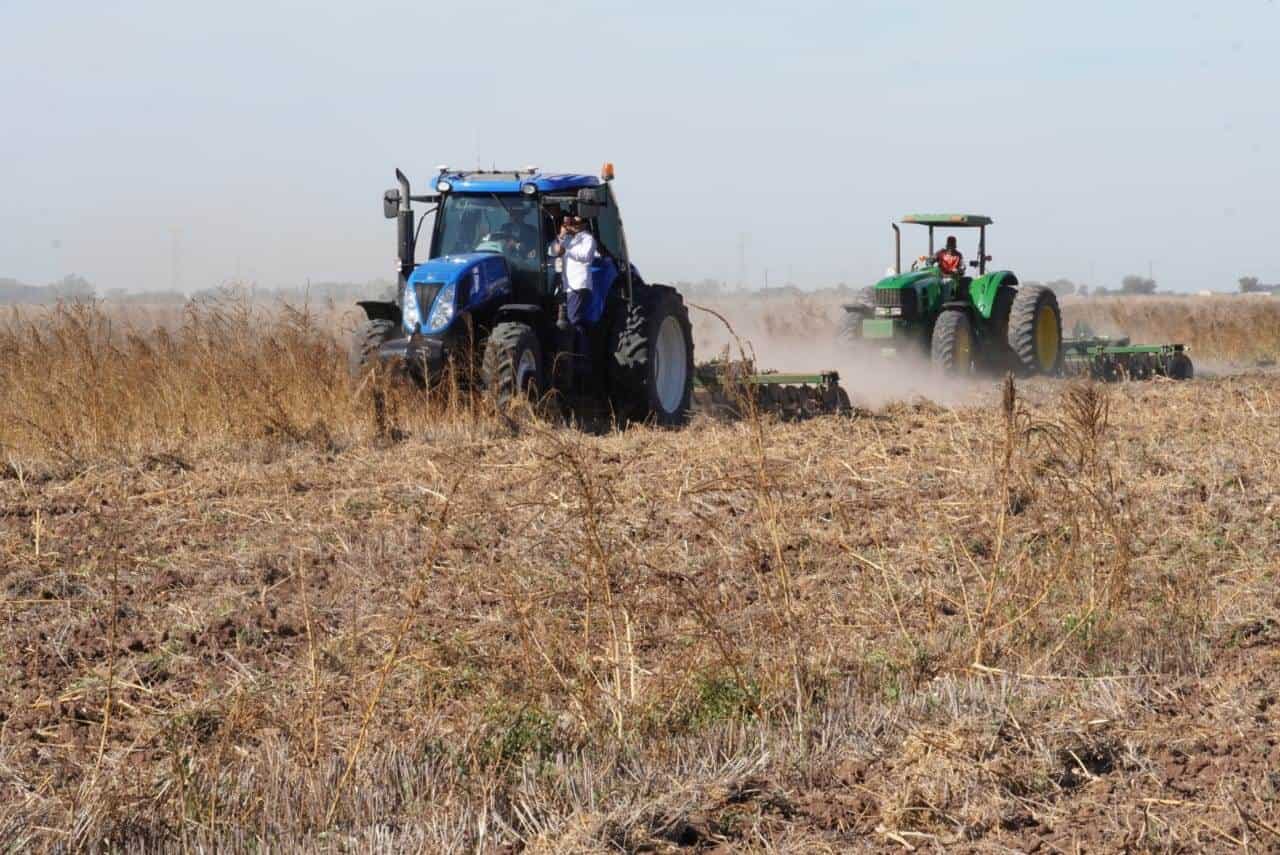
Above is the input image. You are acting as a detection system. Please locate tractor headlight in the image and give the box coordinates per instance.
[402,283,422,331]
[425,281,456,333]
[520,182,537,196]
[436,179,452,193]
[874,307,903,318]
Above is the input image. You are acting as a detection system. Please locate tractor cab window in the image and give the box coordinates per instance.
[432,195,542,281]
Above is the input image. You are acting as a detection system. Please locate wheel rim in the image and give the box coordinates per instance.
[654,316,688,413]
[515,348,538,396]
[1034,304,1059,369]
[955,322,973,371]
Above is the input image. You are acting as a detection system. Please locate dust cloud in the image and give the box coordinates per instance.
[687,296,986,409]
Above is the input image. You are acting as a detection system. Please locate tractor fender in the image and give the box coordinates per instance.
[968,271,1019,320]
[357,300,402,325]
[493,303,544,325]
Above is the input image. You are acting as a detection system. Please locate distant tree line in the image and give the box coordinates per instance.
[1238,276,1280,295]
[0,274,95,304]
[1023,275,1162,297]
[0,275,398,306]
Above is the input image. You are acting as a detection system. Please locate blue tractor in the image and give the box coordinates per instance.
[352,164,695,425]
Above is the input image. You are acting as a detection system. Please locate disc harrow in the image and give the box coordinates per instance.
[694,359,852,420]
[1061,328,1193,382]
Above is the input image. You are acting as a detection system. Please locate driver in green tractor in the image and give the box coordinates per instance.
[934,236,964,276]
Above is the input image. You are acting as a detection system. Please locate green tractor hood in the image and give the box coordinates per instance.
[874,270,935,291]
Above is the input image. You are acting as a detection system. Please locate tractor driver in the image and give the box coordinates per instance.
[476,223,518,255]
[934,236,965,276]
[506,208,541,261]
[548,214,598,380]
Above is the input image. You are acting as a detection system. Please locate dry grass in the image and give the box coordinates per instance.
[1,300,1279,852]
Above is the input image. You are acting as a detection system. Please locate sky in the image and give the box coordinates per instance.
[1,0,1278,294]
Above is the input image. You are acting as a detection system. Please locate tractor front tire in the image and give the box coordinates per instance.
[1007,285,1063,376]
[482,321,543,408]
[931,310,976,375]
[609,284,694,426]
[349,319,398,379]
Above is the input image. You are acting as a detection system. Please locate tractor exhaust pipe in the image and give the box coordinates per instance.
[395,169,415,284]
[892,223,901,275]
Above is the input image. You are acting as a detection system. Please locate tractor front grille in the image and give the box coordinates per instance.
[414,283,443,319]
[874,288,917,319]
[875,288,903,308]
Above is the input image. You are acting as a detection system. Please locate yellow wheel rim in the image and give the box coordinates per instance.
[955,323,972,371]
[1034,304,1059,369]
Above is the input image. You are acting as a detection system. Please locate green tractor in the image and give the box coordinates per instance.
[843,214,1062,376]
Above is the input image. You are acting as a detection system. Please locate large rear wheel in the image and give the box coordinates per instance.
[1007,285,1062,375]
[609,285,694,426]
[482,321,543,408]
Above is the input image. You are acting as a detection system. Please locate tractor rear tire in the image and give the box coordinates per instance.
[349,319,398,378]
[482,321,543,408]
[931,310,976,375]
[1007,285,1062,376]
[609,284,694,426]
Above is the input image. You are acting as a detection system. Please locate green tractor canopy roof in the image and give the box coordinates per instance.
[901,213,993,227]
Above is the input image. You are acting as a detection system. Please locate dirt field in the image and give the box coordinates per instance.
[2,299,1279,852]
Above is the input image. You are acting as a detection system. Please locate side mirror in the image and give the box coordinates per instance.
[576,187,607,206]
[968,259,980,268]
[577,202,602,219]
[383,188,401,219]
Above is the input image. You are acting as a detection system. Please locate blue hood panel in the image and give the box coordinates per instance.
[404,253,512,334]
[409,253,499,287]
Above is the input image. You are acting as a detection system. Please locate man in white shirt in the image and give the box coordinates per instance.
[548,214,597,379]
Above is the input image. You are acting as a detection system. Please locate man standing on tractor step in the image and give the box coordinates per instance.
[549,214,597,380]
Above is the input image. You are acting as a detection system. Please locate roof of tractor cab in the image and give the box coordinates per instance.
[901,213,993,227]
[440,170,602,194]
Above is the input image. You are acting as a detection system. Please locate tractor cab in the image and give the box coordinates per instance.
[422,168,630,311]
[898,213,993,290]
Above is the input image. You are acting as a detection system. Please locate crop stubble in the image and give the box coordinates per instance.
[1,300,1278,851]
